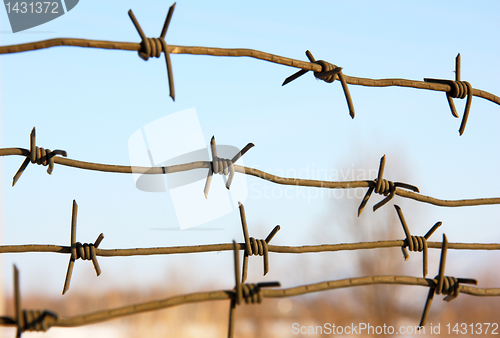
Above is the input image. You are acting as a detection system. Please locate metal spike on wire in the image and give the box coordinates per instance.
[12,266,58,337]
[128,2,177,100]
[424,54,473,135]
[394,205,442,277]
[357,155,419,216]
[204,136,254,198]
[418,234,478,328]
[62,200,105,295]
[238,202,280,282]
[283,50,355,118]
[12,127,67,186]
[228,240,280,338]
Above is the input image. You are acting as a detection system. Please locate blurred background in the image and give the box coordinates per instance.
[1,0,499,336]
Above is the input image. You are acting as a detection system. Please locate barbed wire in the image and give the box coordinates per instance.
[0,4,499,134]
[1,201,498,295]
[1,237,498,337]
[1,3,499,337]
[2,128,500,214]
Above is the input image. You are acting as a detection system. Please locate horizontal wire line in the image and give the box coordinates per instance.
[0,275,497,328]
[1,240,499,256]
[0,40,499,106]
[1,147,500,208]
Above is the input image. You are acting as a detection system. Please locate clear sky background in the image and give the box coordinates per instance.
[0,0,499,327]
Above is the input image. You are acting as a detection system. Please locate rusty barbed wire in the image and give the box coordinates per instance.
[1,239,498,337]
[418,234,479,328]
[2,128,500,213]
[62,200,105,295]
[0,4,499,134]
[1,201,499,296]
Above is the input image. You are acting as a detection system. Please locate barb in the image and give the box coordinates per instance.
[418,234,477,328]
[228,241,280,338]
[394,205,441,277]
[283,50,355,118]
[1,9,499,127]
[1,266,497,334]
[62,200,105,295]
[2,132,500,210]
[358,155,419,216]
[11,266,58,337]
[238,202,280,282]
[424,54,474,135]
[128,3,176,100]
[12,127,67,187]
[204,136,254,198]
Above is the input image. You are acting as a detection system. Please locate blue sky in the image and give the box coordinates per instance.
[0,0,499,316]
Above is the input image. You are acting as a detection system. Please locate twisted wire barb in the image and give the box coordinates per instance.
[128,4,176,100]
[424,54,473,135]
[418,234,478,328]
[2,129,500,211]
[394,205,441,278]
[12,266,58,336]
[283,50,355,118]
[12,127,67,186]
[0,7,499,132]
[2,263,498,336]
[237,203,280,283]
[62,200,105,295]
[357,155,419,216]
[204,136,254,198]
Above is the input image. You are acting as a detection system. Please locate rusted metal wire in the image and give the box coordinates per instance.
[62,200,105,295]
[1,241,498,336]
[2,128,500,212]
[0,5,498,133]
[418,234,478,328]
[1,201,498,298]
[204,136,254,198]
[394,205,442,278]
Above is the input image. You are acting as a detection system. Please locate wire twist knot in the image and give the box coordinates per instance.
[358,156,419,216]
[12,127,67,186]
[212,156,234,176]
[63,200,105,295]
[241,284,263,304]
[20,310,58,332]
[313,59,341,83]
[424,54,473,135]
[246,237,268,257]
[433,275,460,301]
[238,203,280,283]
[128,4,176,100]
[139,37,166,59]
[71,242,98,261]
[204,137,254,198]
[405,235,427,253]
[447,80,470,99]
[418,234,478,328]
[282,50,355,118]
[395,205,441,278]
